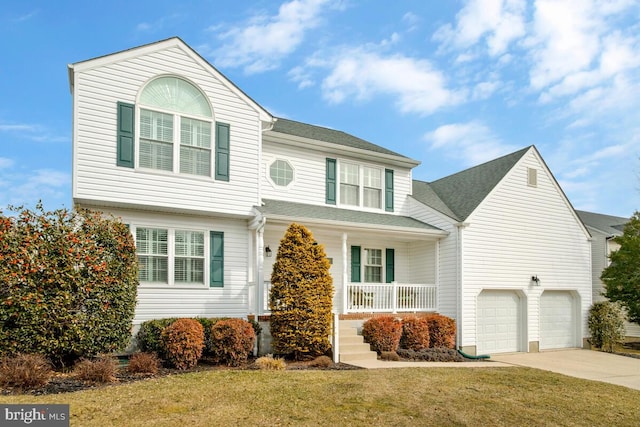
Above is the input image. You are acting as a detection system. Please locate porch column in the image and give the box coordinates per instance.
[256,221,265,315]
[342,232,348,314]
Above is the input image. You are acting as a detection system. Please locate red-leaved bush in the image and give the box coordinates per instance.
[161,318,204,370]
[209,318,255,366]
[400,316,431,351]
[424,314,456,348]
[362,316,403,354]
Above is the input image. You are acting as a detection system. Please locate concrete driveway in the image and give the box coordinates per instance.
[491,349,640,390]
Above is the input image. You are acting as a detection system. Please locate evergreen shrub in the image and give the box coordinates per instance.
[161,318,204,370]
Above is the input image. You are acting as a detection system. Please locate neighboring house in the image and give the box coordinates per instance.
[68,37,592,356]
[576,210,640,337]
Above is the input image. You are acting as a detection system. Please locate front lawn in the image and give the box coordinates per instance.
[1,367,638,426]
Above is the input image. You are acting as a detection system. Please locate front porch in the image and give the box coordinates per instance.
[250,281,437,315]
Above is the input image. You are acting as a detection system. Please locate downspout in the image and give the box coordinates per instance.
[455,222,468,352]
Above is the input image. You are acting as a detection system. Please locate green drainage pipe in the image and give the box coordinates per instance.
[458,349,490,360]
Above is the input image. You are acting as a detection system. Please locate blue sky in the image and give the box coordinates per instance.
[1,0,639,217]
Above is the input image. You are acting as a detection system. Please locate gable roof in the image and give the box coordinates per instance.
[576,210,628,237]
[268,118,420,166]
[412,146,531,221]
[257,199,445,236]
[68,37,272,122]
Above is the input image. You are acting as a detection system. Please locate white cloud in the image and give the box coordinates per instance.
[0,168,71,209]
[425,121,518,166]
[209,0,335,74]
[0,158,14,169]
[434,0,526,56]
[319,49,464,115]
[0,122,68,143]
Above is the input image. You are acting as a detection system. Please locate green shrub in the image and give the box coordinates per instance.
[136,318,177,357]
[73,357,119,384]
[126,352,160,375]
[0,205,138,367]
[0,353,52,391]
[400,316,431,351]
[380,351,400,361]
[269,223,334,360]
[424,314,456,348]
[209,318,255,366]
[588,301,625,352]
[161,318,204,370]
[362,316,403,354]
[194,317,228,356]
[254,355,286,371]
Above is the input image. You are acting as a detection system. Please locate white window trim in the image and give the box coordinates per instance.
[135,104,214,178]
[267,158,296,188]
[337,160,384,211]
[132,225,210,288]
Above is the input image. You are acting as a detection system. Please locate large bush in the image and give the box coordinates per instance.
[400,316,431,351]
[161,318,204,370]
[588,301,625,352]
[136,318,177,357]
[269,223,334,360]
[362,316,403,354]
[209,318,256,366]
[0,205,138,367]
[424,314,456,349]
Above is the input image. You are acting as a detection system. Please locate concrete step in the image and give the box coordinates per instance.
[339,327,360,337]
[340,335,366,345]
[340,343,372,353]
[339,351,378,362]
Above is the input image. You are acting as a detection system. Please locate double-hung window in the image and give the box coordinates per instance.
[138,77,213,177]
[364,248,383,283]
[339,162,383,209]
[135,227,216,286]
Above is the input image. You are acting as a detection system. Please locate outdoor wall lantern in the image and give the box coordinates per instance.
[531,275,540,286]
[265,246,272,257]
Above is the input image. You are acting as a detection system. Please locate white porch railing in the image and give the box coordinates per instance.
[346,283,437,313]
[252,281,436,315]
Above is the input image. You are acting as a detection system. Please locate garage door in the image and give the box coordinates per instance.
[477,290,521,354]
[540,291,576,350]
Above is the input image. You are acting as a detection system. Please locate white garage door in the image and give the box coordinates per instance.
[477,290,521,354]
[540,291,576,350]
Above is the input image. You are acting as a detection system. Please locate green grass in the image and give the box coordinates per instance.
[1,367,639,426]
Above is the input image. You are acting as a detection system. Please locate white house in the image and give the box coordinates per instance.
[576,210,640,338]
[69,37,593,357]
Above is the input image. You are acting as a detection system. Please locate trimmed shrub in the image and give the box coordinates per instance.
[195,317,223,355]
[126,352,160,375]
[400,316,431,351]
[161,318,204,370]
[397,348,465,362]
[362,316,403,354]
[209,318,255,367]
[254,355,286,371]
[380,351,400,361]
[73,357,118,383]
[308,355,333,368]
[0,205,138,367]
[136,318,177,356]
[269,223,334,360]
[424,314,456,348]
[588,301,625,352]
[0,353,52,390]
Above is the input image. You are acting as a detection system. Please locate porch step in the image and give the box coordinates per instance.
[338,322,378,363]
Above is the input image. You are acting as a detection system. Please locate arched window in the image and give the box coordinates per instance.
[138,77,213,176]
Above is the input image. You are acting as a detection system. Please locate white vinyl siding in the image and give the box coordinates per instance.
[261,139,415,215]
[459,149,591,350]
[72,43,262,217]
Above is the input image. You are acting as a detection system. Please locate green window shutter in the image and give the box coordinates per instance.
[385,169,394,212]
[326,158,337,205]
[215,122,230,181]
[117,102,135,168]
[351,245,361,283]
[385,248,395,283]
[210,231,224,287]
